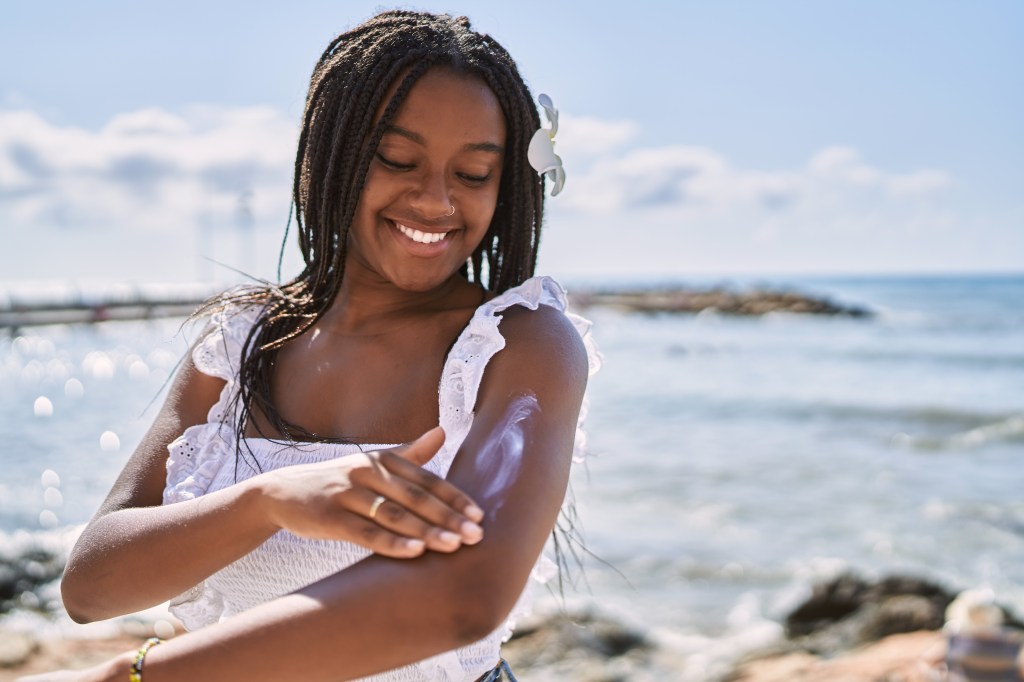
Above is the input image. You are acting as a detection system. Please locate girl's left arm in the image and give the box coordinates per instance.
[27,303,588,682]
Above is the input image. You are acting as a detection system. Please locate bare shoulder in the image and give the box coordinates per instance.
[483,302,589,404]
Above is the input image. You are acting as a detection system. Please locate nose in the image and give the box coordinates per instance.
[408,169,454,221]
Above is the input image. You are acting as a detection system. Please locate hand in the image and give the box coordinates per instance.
[256,426,484,557]
[17,650,131,682]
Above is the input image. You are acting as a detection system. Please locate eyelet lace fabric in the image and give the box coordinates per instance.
[162,276,601,681]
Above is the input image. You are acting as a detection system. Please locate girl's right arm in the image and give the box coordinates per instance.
[60,353,483,623]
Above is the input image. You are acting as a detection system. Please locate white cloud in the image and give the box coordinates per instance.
[558,140,952,227]
[0,105,296,234]
[1,105,951,238]
[0,105,980,281]
[556,113,638,161]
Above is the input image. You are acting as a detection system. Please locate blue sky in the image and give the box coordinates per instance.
[2,0,1021,284]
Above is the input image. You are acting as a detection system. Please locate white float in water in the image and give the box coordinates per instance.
[129,360,150,380]
[100,430,121,452]
[39,510,59,528]
[33,396,53,417]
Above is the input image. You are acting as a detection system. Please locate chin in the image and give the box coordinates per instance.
[389,268,463,293]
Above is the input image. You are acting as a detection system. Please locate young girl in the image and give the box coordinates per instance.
[32,9,597,682]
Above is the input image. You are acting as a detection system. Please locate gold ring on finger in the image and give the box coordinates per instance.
[368,495,387,520]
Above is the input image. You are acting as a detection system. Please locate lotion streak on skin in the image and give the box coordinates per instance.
[472,394,540,520]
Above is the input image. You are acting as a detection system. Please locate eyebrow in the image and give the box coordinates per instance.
[383,124,504,155]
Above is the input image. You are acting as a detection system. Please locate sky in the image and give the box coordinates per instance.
[1,0,1022,285]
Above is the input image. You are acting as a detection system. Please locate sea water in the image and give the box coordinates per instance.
[1,274,1022,669]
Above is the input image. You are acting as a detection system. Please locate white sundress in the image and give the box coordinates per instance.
[162,275,601,682]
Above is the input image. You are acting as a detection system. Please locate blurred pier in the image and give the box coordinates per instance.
[0,283,222,333]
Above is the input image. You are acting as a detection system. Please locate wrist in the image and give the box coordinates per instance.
[241,472,281,533]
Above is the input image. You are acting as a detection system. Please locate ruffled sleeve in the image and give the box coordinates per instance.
[162,301,262,630]
[438,275,602,467]
[163,303,263,505]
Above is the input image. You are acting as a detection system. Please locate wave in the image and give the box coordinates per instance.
[693,397,1020,432]
[836,348,1024,370]
[893,414,1024,452]
[678,398,1024,452]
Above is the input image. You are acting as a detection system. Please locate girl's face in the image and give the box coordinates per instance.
[346,67,507,292]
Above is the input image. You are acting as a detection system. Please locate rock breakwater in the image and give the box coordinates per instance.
[570,287,872,317]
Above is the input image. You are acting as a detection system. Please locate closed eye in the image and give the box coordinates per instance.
[375,153,414,171]
[458,172,491,185]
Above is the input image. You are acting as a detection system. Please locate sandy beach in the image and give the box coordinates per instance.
[0,622,948,681]
[2,568,1021,680]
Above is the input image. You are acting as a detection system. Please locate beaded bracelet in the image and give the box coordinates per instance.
[129,637,163,682]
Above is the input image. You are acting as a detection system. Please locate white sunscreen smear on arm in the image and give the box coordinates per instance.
[472,393,540,520]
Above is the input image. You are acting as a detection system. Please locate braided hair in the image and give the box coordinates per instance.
[210,10,546,447]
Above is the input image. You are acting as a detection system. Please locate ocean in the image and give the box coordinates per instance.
[1,273,1022,676]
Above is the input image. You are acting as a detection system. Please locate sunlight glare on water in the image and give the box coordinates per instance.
[33,396,53,417]
[40,469,61,488]
[99,430,121,452]
[64,377,85,399]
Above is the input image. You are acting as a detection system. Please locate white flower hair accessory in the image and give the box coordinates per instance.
[527,93,565,196]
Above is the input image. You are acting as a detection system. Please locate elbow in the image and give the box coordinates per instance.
[61,589,96,624]
[60,566,110,624]
[65,607,96,625]
[61,576,98,624]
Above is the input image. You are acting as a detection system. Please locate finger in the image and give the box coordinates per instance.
[354,489,465,553]
[375,454,484,543]
[384,429,485,524]
[340,510,428,558]
[384,452,485,527]
[392,426,446,467]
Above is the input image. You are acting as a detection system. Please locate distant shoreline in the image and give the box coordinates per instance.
[1,282,871,330]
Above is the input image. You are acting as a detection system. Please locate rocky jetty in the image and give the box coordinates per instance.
[570,287,872,317]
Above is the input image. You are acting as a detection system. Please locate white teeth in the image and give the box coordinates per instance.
[397,223,448,245]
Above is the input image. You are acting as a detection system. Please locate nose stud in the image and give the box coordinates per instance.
[446,205,455,217]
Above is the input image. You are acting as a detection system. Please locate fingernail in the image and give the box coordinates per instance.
[461,521,483,540]
[465,505,484,522]
[438,531,461,546]
[405,539,425,552]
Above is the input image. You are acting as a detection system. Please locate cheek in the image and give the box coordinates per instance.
[468,179,503,228]
[357,167,396,211]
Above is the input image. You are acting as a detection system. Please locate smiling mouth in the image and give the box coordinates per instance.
[395,222,451,244]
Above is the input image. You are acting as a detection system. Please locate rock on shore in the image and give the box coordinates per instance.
[728,573,1024,682]
[502,609,689,681]
[0,548,64,616]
